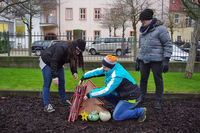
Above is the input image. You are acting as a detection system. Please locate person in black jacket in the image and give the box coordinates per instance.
[39,38,86,112]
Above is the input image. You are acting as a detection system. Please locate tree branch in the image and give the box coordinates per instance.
[0,0,29,13]
[181,0,198,20]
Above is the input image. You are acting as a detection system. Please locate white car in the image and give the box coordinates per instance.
[170,44,189,62]
[86,37,131,56]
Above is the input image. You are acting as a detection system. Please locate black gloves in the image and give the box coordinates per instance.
[162,57,170,73]
[135,58,140,71]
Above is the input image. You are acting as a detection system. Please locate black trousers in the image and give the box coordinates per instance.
[140,61,163,102]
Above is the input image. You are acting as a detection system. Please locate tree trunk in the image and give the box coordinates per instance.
[184,22,200,78]
[109,27,111,37]
[114,28,117,37]
[122,24,125,56]
[184,44,197,78]
[28,15,32,56]
[133,24,137,61]
[170,27,174,42]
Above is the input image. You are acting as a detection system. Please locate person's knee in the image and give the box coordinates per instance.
[112,112,123,121]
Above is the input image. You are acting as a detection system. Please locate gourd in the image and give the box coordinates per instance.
[99,111,111,122]
[88,111,99,121]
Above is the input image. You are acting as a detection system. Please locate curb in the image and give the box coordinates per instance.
[0,90,199,99]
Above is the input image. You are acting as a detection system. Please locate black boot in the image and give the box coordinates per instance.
[154,101,161,109]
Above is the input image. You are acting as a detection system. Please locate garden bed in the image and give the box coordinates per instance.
[0,96,200,133]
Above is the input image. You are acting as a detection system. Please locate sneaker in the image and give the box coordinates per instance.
[154,101,161,109]
[44,104,55,113]
[137,107,147,122]
[62,100,72,106]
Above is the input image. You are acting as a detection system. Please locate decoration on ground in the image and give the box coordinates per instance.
[88,111,99,121]
[68,80,110,122]
[80,111,88,121]
[99,111,111,122]
[68,85,87,122]
[78,80,109,116]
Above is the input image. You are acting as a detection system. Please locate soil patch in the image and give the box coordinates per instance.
[0,96,200,133]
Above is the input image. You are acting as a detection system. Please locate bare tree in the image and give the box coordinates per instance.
[110,8,121,37]
[0,0,29,13]
[180,0,200,79]
[167,13,175,42]
[124,0,150,61]
[112,0,130,55]
[100,8,113,37]
[152,0,175,42]
[101,6,121,37]
[1,0,57,56]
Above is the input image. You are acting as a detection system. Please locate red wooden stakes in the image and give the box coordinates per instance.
[68,80,109,122]
[68,85,86,122]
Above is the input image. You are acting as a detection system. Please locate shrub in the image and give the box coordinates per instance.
[0,32,8,54]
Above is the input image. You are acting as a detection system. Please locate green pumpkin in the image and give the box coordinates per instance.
[88,111,99,121]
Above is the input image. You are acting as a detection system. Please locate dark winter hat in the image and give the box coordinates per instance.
[102,55,117,69]
[73,38,86,52]
[139,9,154,21]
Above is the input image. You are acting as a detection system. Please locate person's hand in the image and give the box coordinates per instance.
[162,58,169,73]
[53,80,59,86]
[135,58,140,71]
[83,95,88,100]
[79,80,84,86]
[73,73,78,81]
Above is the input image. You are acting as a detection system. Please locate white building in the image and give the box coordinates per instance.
[55,0,169,41]
[58,0,134,40]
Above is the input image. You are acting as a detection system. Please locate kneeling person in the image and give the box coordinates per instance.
[79,55,146,122]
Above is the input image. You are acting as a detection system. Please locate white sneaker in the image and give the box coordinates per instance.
[62,100,72,106]
[44,104,55,113]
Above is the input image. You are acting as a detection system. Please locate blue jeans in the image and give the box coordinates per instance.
[42,65,66,105]
[104,94,145,121]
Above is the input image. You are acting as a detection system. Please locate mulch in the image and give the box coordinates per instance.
[0,96,200,133]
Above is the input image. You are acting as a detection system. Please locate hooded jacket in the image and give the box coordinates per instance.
[41,41,77,78]
[81,63,141,100]
[137,18,172,63]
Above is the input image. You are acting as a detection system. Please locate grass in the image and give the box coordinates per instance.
[0,68,199,93]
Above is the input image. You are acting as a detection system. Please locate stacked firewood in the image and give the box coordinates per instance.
[68,85,87,122]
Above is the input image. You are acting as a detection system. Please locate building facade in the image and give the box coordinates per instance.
[169,0,194,42]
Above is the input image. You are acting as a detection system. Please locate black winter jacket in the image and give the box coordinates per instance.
[41,41,77,78]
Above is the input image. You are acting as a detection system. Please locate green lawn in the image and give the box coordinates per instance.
[0,68,199,93]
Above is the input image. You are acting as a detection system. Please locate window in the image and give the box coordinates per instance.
[0,2,2,8]
[185,15,192,27]
[66,31,73,41]
[47,10,56,23]
[94,8,101,20]
[66,8,73,20]
[130,31,134,36]
[172,0,176,4]
[82,31,86,40]
[110,8,121,18]
[80,8,86,20]
[94,31,100,40]
[177,36,182,42]
[174,13,180,24]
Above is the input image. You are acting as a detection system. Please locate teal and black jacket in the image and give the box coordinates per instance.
[81,63,141,100]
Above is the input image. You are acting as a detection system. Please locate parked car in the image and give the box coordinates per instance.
[180,41,200,61]
[31,40,62,56]
[170,44,189,62]
[86,37,131,56]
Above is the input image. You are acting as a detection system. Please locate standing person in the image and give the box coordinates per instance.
[79,55,146,122]
[40,39,86,112]
[136,9,172,109]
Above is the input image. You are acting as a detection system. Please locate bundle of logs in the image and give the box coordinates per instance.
[68,85,87,122]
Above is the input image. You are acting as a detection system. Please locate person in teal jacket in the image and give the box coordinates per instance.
[79,55,146,122]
